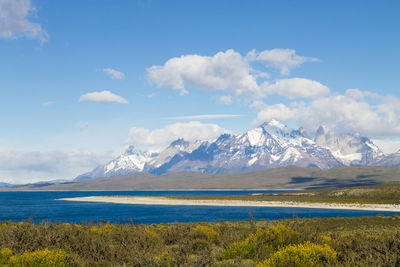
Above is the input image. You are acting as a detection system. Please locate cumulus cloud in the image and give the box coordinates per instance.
[0,0,49,43]
[252,91,400,138]
[264,78,330,99]
[103,68,125,80]
[247,48,318,75]
[147,49,263,97]
[79,90,128,104]
[0,149,113,184]
[165,114,243,120]
[126,121,229,152]
[147,49,322,100]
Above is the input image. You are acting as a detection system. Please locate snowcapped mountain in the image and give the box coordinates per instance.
[76,120,392,180]
[75,146,157,181]
[373,149,400,167]
[147,120,341,174]
[314,126,384,166]
[144,138,202,171]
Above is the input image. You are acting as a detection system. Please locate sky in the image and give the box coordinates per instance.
[1,0,400,183]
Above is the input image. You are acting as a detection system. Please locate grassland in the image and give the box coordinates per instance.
[2,166,400,191]
[0,216,400,266]
[169,182,400,205]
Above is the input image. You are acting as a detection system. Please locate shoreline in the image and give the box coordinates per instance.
[0,188,303,192]
[57,196,400,212]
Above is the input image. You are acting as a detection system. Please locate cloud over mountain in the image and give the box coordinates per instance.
[252,91,400,138]
[126,121,229,152]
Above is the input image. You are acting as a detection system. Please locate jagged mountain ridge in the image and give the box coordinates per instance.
[76,120,390,180]
[314,126,384,166]
[373,150,400,167]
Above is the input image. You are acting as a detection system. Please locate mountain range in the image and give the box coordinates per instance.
[76,120,399,181]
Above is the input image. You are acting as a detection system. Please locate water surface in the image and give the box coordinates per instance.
[0,191,397,224]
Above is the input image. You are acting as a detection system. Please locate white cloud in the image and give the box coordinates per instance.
[147,49,321,100]
[252,91,400,138]
[247,48,318,75]
[0,0,49,43]
[75,122,89,131]
[103,68,125,80]
[126,121,229,152]
[219,95,233,105]
[79,90,128,104]
[147,93,157,98]
[0,149,113,184]
[264,78,330,99]
[345,88,379,99]
[165,114,243,120]
[372,139,400,155]
[41,101,54,107]
[147,49,263,97]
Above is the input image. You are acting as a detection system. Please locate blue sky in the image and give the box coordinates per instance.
[1,0,400,183]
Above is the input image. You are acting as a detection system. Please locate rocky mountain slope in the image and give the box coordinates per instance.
[314,126,384,166]
[373,150,400,167]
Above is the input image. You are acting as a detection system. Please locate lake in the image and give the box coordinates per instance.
[0,191,398,224]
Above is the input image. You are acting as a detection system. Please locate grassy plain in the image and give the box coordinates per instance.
[169,182,400,204]
[1,166,400,191]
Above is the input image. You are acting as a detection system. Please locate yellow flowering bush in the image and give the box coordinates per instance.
[0,248,12,265]
[89,224,114,235]
[144,227,159,238]
[260,242,337,267]
[223,225,299,260]
[193,225,219,242]
[8,249,67,267]
[317,235,332,245]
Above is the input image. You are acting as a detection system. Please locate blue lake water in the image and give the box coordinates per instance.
[0,191,398,224]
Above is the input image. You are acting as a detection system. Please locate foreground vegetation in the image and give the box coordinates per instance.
[169,182,400,204]
[1,216,400,266]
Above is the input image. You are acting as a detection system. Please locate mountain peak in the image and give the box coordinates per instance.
[169,138,189,147]
[297,127,309,138]
[124,145,139,155]
[263,119,286,129]
[316,126,326,137]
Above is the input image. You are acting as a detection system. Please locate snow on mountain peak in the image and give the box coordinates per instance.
[77,121,392,181]
[266,119,286,129]
[169,138,189,148]
[123,145,146,156]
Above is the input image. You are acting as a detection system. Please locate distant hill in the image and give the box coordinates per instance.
[2,166,400,191]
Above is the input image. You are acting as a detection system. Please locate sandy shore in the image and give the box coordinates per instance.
[57,196,400,212]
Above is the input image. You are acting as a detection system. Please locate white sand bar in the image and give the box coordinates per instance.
[57,196,400,212]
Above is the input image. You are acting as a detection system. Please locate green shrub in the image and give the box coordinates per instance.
[260,242,337,267]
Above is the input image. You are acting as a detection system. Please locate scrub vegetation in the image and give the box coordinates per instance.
[0,216,400,266]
